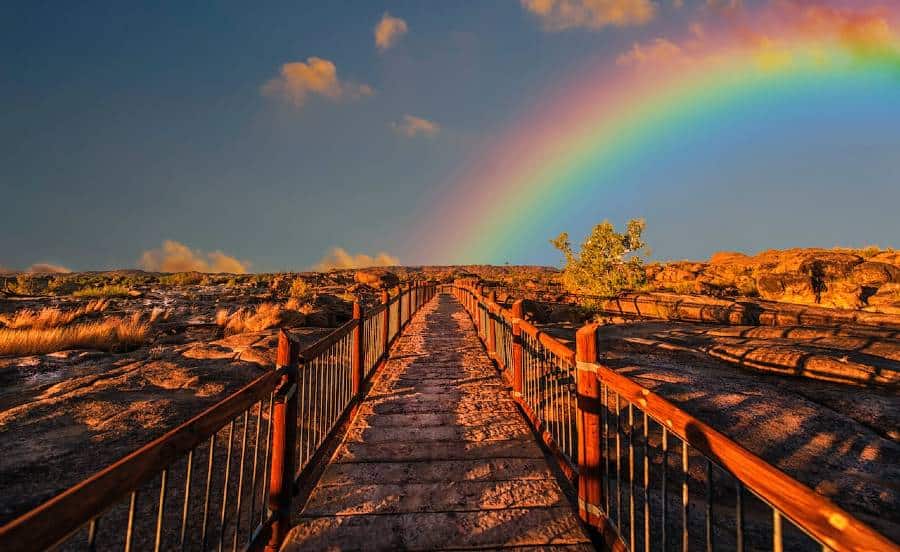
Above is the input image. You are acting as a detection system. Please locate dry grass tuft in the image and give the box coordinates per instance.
[217,302,305,336]
[72,284,132,298]
[0,300,110,330]
[0,313,149,356]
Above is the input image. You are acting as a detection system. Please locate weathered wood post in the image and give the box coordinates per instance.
[381,289,389,360]
[575,323,602,528]
[266,330,299,551]
[396,285,404,332]
[352,301,364,396]
[487,291,498,358]
[511,300,525,398]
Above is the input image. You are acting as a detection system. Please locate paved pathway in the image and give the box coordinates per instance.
[282,293,593,551]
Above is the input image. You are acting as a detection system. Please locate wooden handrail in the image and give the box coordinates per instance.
[0,368,282,552]
[293,318,357,360]
[590,358,897,552]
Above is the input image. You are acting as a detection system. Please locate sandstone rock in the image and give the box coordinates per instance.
[866,283,900,314]
[757,273,812,300]
[709,251,750,265]
[354,269,400,290]
[851,262,900,287]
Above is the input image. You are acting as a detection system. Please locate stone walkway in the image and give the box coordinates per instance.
[281,293,593,551]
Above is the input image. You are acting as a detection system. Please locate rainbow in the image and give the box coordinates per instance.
[410,5,900,264]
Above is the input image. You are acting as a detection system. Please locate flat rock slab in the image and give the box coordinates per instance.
[282,294,592,551]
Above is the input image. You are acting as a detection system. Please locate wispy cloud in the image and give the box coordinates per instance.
[391,114,440,138]
[261,57,373,108]
[0,263,72,273]
[314,247,399,271]
[28,263,71,274]
[375,12,408,51]
[138,240,248,273]
[521,0,656,31]
[614,2,900,72]
[617,37,685,66]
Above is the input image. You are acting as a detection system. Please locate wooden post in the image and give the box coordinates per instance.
[511,300,524,397]
[352,301,364,396]
[397,285,404,330]
[381,290,389,360]
[266,330,299,551]
[575,323,603,528]
[487,292,497,357]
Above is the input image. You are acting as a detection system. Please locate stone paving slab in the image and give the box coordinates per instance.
[285,508,590,550]
[282,293,592,551]
[316,459,558,487]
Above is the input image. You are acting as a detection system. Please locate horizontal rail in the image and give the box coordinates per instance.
[294,318,357,361]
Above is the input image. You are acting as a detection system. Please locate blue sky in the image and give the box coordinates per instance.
[2,1,898,272]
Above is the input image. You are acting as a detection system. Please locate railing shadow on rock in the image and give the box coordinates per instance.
[0,283,437,552]
[444,281,898,552]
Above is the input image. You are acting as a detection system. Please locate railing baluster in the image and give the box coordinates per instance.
[124,490,138,552]
[616,393,622,528]
[87,517,99,552]
[629,402,636,551]
[773,510,784,552]
[260,394,274,526]
[179,449,194,550]
[735,480,744,552]
[154,468,168,552]
[643,412,650,552]
[682,440,689,552]
[603,384,610,517]
[706,458,714,552]
[218,420,235,551]
[662,427,669,551]
[201,434,216,551]
[233,411,249,551]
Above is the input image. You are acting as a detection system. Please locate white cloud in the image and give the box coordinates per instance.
[375,13,408,51]
[521,0,656,31]
[391,114,440,138]
[314,247,399,271]
[261,57,373,108]
[27,263,71,274]
[138,240,248,273]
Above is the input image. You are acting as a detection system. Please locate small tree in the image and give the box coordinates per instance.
[551,218,648,296]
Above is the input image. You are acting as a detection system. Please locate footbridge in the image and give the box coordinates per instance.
[1,284,895,551]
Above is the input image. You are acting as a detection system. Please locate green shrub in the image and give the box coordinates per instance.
[551,218,648,297]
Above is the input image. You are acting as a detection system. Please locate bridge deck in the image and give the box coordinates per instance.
[281,293,593,551]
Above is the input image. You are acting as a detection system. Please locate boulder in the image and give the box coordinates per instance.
[851,262,900,287]
[866,283,900,314]
[709,251,750,265]
[354,269,400,290]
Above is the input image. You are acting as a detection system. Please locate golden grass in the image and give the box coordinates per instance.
[217,302,305,336]
[72,284,132,298]
[0,313,149,356]
[0,299,110,330]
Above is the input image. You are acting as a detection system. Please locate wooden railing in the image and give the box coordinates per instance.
[445,282,898,552]
[0,282,437,552]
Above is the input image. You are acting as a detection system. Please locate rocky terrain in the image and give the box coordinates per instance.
[1,248,898,540]
[645,247,900,313]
